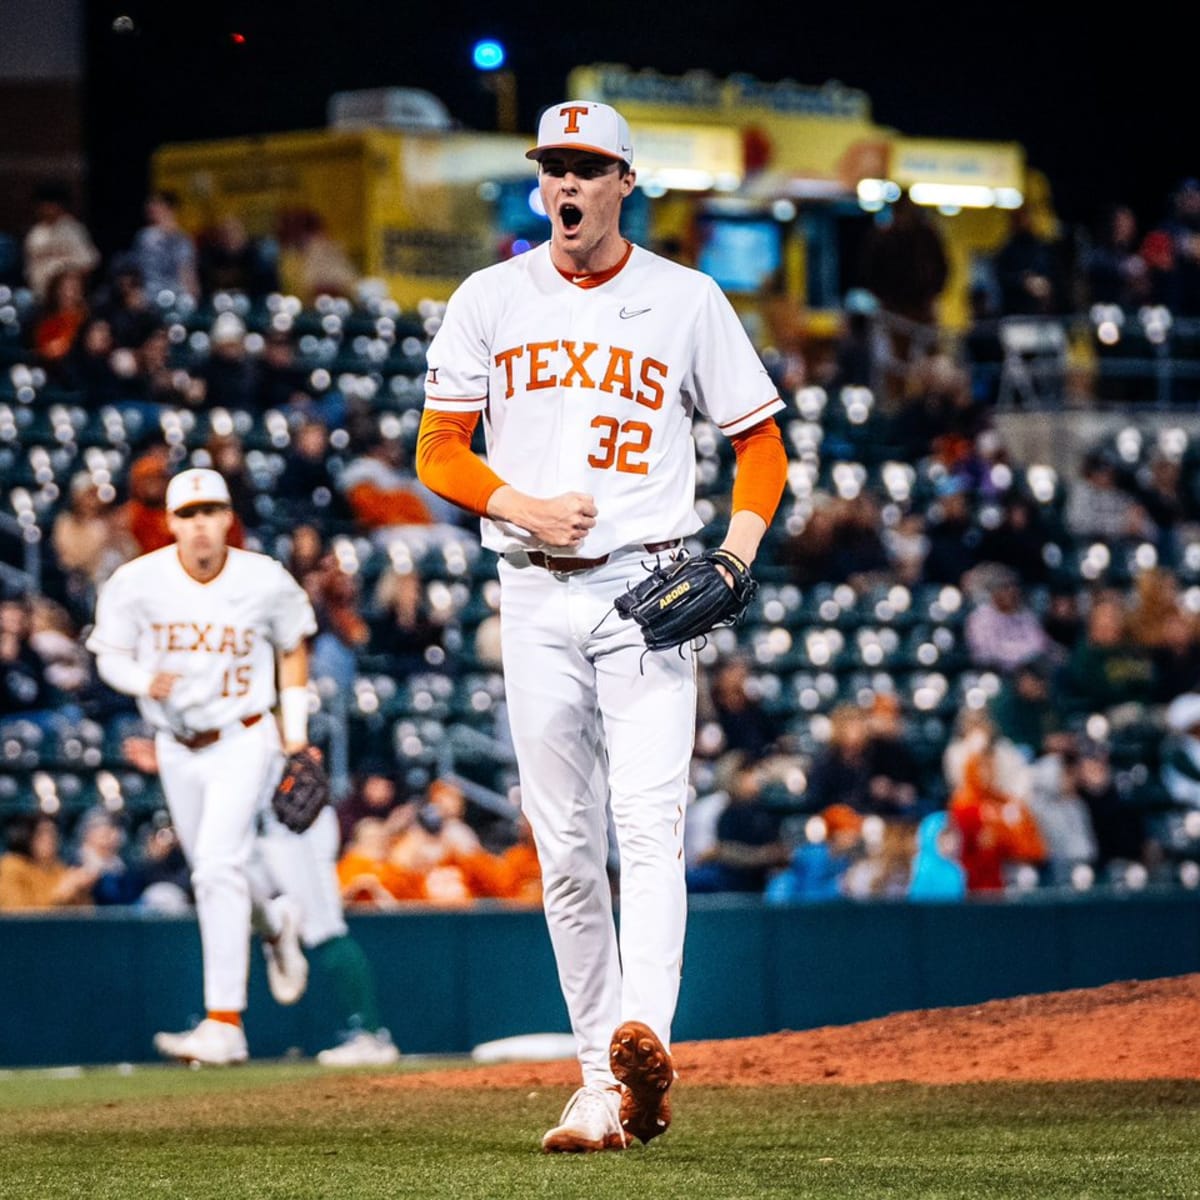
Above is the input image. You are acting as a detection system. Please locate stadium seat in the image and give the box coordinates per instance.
[0,719,50,771]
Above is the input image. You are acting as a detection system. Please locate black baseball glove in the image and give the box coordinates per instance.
[272,747,330,834]
[613,548,758,652]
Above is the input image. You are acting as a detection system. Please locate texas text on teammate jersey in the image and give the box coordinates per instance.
[86,545,316,737]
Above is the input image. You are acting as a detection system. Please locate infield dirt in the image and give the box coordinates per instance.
[372,973,1200,1091]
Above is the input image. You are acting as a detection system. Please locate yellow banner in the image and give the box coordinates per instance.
[569,64,885,189]
[888,138,1025,190]
[154,128,535,307]
[628,122,744,190]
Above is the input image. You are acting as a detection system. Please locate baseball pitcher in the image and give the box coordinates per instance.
[415,100,788,1150]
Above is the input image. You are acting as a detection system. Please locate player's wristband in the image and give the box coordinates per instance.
[94,652,155,698]
[280,685,309,746]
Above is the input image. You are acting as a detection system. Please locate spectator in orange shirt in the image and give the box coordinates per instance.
[339,439,432,534]
[121,447,245,554]
[388,799,522,905]
[33,268,89,368]
[497,814,543,905]
[120,446,175,554]
[340,783,529,907]
[336,817,421,908]
[949,750,1046,892]
[388,809,474,905]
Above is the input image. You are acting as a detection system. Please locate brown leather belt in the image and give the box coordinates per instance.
[174,712,264,751]
[527,540,681,575]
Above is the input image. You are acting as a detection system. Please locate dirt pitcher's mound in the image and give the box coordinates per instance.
[377,974,1200,1091]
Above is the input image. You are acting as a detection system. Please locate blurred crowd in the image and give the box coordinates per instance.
[16,182,359,314]
[0,805,190,913]
[866,177,1200,322]
[332,775,540,907]
[0,771,541,913]
[5,177,1200,914]
[682,665,1169,904]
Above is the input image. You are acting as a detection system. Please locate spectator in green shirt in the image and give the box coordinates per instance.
[990,658,1067,760]
[1062,595,1157,715]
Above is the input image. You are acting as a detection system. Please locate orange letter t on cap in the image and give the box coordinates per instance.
[559,105,589,133]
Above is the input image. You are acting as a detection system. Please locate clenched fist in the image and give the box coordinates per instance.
[488,486,598,550]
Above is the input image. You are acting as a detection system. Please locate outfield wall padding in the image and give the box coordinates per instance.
[1,892,1198,1068]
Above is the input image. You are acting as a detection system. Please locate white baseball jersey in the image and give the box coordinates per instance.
[87,546,316,736]
[424,242,783,557]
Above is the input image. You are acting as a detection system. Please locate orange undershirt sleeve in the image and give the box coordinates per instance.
[729,417,788,527]
[415,408,507,517]
[417,408,786,524]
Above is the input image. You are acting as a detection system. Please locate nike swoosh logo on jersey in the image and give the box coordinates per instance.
[619,306,652,319]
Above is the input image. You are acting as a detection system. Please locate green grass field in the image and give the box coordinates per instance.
[2,1063,1199,1199]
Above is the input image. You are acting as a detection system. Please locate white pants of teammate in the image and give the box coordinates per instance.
[156,717,284,1012]
[254,805,348,949]
[499,547,696,1086]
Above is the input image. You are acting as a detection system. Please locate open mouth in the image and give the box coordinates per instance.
[560,204,583,230]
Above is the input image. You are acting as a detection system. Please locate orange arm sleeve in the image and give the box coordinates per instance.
[415,409,507,518]
[729,417,787,526]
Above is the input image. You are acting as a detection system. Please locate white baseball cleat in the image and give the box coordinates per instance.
[153,1018,248,1066]
[541,1084,628,1153]
[263,896,308,1006]
[316,1028,401,1067]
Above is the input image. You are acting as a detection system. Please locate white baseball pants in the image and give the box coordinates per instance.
[255,804,348,948]
[499,548,696,1085]
[156,717,282,1012]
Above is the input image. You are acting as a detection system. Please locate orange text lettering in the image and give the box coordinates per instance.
[494,346,525,399]
[636,357,668,411]
[561,341,599,389]
[599,347,634,399]
[527,341,560,391]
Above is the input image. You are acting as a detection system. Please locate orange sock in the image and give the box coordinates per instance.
[207,1010,242,1027]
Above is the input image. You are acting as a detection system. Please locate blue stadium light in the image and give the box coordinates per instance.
[472,40,505,70]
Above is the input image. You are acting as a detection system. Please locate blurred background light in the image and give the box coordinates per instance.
[472,40,505,70]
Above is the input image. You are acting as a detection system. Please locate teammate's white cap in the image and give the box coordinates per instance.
[166,467,232,513]
[526,101,634,167]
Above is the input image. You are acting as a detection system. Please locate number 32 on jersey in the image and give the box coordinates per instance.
[588,416,652,475]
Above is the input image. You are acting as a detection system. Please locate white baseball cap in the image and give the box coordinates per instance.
[166,468,232,514]
[526,100,634,167]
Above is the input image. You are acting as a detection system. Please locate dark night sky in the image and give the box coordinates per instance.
[83,0,1194,251]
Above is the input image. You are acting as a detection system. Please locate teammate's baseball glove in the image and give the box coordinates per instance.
[613,548,757,652]
[272,747,329,834]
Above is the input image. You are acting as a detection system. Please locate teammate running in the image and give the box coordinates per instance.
[88,467,394,1066]
[121,732,401,1067]
[415,100,788,1150]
